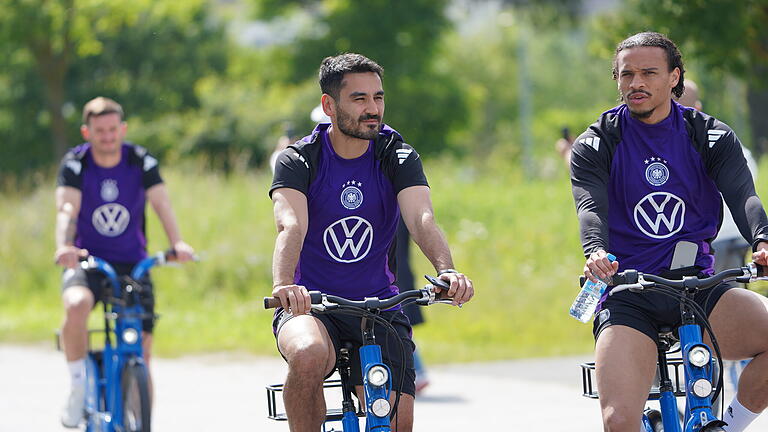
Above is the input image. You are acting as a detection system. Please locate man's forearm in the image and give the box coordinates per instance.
[272,227,304,287]
[410,214,454,272]
[55,206,77,248]
[157,205,183,245]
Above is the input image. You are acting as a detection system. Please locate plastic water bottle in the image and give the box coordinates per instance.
[569,253,617,323]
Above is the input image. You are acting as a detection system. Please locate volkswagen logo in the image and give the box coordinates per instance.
[633,192,685,239]
[92,203,131,237]
[323,216,373,263]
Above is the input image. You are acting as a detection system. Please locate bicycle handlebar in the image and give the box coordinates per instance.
[81,250,187,290]
[264,275,454,310]
[610,263,766,296]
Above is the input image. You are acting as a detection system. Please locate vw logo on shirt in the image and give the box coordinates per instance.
[92,203,131,237]
[323,216,373,263]
[633,192,685,239]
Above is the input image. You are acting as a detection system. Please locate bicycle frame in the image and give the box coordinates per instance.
[265,282,453,431]
[269,315,396,432]
[581,265,766,432]
[84,254,161,432]
[341,316,394,432]
[644,317,722,431]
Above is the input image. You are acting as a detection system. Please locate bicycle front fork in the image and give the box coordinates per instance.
[649,324,725,432]
[360,344,392,432]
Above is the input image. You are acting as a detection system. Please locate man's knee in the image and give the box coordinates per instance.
[63,287,94,321]
[284,339,333,380]
[602,406,639,432]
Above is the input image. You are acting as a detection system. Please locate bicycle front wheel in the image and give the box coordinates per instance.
[121,359,151,432]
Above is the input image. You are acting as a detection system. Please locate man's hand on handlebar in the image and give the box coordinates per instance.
[584,250,619,283]
[436,271,474,307]
[54,245,89,269]
[272,284,312,315]
[170,240,196,263]
[753,241,768,267]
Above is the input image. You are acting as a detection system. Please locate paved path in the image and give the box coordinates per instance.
[2,344,766,431]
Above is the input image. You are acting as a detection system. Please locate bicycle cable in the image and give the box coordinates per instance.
[638,284,726,406]
[317,305,409,422]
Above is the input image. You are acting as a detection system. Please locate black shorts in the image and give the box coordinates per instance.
[593,281,733,344]
[273,308,416,396]
[61,263,156,333]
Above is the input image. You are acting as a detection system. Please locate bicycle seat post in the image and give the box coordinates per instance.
[656,331,676,395]
[336,345,359,424]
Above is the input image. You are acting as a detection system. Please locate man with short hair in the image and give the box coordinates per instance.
[269,53,474,432]
[571,32,768,431]
[55,96,195,428]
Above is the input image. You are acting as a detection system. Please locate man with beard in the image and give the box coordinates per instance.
[268,53,474,432]
[571,33,768,431]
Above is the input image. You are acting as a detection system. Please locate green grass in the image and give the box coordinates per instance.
[2,157,767,364]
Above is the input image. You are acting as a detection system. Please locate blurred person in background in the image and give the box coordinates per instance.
[675,79,760,275]
[55,97,195,428]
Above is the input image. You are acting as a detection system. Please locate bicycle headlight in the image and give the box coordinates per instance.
[370,397,391,417]
[367,365,389,387]
[688,345,710,368]
[122,328,139,345]
[691,378,713,398]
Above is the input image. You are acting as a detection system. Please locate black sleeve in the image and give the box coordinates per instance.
[57,155,83,189]
[269,147,311,198]
[570,126,612,257]
[704,123,768,251]
[388,143,429,194]
[140,152,163,190]
[127,144,163,189]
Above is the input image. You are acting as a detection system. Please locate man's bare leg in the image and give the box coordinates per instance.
[707,289,768,430]
[277,315,337,432]
[594,325,658,432]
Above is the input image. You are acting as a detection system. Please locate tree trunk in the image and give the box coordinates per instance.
[747,83,768,161]
[32,44,70,158]
[45,69,70,158]
[747,5,768,161]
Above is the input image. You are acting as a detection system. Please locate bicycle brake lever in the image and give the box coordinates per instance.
[609,283,643,295]
[748,262,768,281]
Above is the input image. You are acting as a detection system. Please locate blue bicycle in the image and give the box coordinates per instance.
[63,251,178,432]
[264,275,453,431]
[580,263,767,432]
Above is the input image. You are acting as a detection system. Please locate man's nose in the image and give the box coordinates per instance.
[363,98,379,115]
[629,74,646,90]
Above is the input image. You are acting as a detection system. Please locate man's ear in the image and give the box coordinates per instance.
[321,94,335,118]
[80,124,89,141]
[670,67,681,89]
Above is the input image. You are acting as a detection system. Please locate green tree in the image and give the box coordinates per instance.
[598,0,768,157]
[0,0,229,176]
[251,0,467,155]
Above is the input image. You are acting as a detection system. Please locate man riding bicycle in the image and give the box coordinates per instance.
[269,53,474,432]
[570,33,768,432]
[55,97,195,427]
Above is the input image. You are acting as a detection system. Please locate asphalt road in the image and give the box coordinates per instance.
[2,344,766,431]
